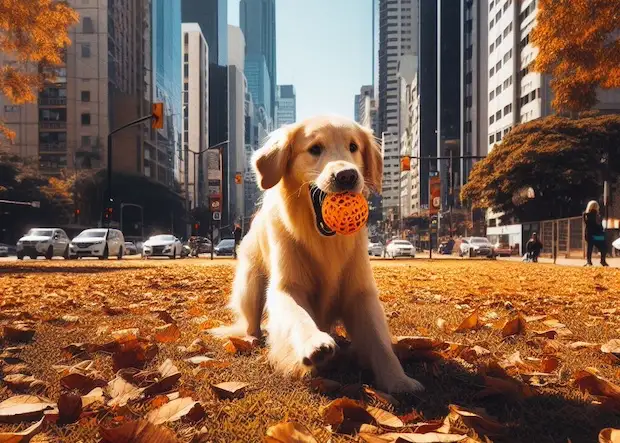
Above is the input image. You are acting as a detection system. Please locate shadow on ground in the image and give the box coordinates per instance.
[312,344,620,443]
[0,265,146,275]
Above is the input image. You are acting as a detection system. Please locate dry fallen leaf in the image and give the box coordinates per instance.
[2,374,47,392]
[366,406,404,428]
[81,387,105,409]
[112,339,158,372]
[574,369,620,401]
[0,417,44,442]
[154,323,181,343]
[107,375,145,407]
[568,341,599,350]
[601,340,620,355]
[320,398,374,434]
[99,419,178,443]
[540,356,561,373]
[143,359,182,397]
[211,382,249,399]
[265,422,318,443]
[152,310,175,324]
[223,336,259,354]
[501,313,527,338]
[599,428,620,443]
[476,375,533,401]
[460,346,491,363]
[0,395,56,424]
[184,356,214,365]
[3,324,36,343]
[359,432,467,442]
[146,397,205,425]
[448,404,505,437]
[60,372,107,395]
[454,311,481,333]
[184,338,208,354]
[436,318,447,331]
[362,386,400,408]
[57,393,82,424]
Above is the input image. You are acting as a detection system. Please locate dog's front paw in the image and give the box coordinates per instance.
[379,375,425,394]
[301,332,337,367]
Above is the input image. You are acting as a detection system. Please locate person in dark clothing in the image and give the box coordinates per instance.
[232,224,242,259]
[526,233,543,262]
[584,200,608,266]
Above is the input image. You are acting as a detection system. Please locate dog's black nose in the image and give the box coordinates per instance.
[335,169,358,190]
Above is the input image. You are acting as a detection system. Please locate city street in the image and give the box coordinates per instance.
[1,259,619,442]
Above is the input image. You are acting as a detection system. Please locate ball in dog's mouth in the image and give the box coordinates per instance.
[309,184,336,237]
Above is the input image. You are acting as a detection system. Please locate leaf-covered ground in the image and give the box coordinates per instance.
[1,259,619,442]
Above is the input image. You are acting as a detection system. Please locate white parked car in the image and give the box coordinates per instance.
[385,240,416,258]
[142,234,183,259]
[0,244,9,257]
[69,228,125,260]
[16,228,71,260]
[368,241,384,257]
[459,237,496,258]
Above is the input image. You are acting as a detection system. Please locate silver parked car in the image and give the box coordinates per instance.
[459,237,496,258]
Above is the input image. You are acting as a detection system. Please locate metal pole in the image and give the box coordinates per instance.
[103,133,112,226]
[397,74,402,238]
[184,143,190,238]
[210,207,214,261]
[120,203,124,233]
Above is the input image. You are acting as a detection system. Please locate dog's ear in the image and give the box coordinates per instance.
[360,126,383,193]
[252,124,298,190]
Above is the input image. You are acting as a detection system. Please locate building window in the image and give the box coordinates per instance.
[496,110,501,120]
[489,90,495,100]
[489,67,495,77]
[496,85,501,95]
[184,64,188,77]
[81,113,91,125]
[489,134,495,144]
[82,17,94,33]
[184,33,188,44]
[81,91,90,102]
[503,103,512,116]
[489,18,495,29]
[490,0,494,10]
[490,115,495,124]
[490,42,495,53]
[81,136,91,148]
[4,105,19,112]
[184,53,188,62]
[496,132,502,142]
[81,43,91,58]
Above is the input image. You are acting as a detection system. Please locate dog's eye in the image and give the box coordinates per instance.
[308,145,322,156]
[349,143,358,153]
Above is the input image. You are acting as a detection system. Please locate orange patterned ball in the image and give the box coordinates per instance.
[321,192,369,235]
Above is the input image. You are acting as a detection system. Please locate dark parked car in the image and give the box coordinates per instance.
[214,239,235,256]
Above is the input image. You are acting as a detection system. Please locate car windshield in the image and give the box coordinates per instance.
[150,235,175,242]
[27,229,54,237]
[218,239,235,247]
[472,238,490,244]
[394,241,411,246]
[77,230,106,238]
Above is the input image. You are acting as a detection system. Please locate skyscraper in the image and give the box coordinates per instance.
[240,0,276,121]
[275,85,296,128]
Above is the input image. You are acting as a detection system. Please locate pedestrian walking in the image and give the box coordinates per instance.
[233,223,242,259]
[584,200,608,266]
[525,232,543,262]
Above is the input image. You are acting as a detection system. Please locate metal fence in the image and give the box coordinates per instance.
[538,216,586,258]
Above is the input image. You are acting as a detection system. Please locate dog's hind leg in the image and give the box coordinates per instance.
[210,257,266,339]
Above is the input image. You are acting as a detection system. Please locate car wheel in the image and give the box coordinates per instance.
[63,246,69,259]
[117,246,123,260]
[99,245,109,260]
[17,253,24,260]
[469,248,474,258]
[44,246,53,260]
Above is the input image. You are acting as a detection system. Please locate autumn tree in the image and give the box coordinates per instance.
[531,0,620,115]
[0,0,78,140]
[461,114,620,223]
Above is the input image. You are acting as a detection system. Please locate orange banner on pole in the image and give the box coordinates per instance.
[429,175,441,216]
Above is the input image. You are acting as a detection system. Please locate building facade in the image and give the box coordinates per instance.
[0,0,153,180]
[153,0,183,187]
[275,85,296,128]
[244,53,272,131]
[240,0,276,121]
[182,23,209,210]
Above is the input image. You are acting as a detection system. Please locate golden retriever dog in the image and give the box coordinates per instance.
[211,115,424,393]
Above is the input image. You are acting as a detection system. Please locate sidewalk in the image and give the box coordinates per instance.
[498,255,620,268]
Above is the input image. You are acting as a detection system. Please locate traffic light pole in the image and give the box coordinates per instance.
[102,114,156,226]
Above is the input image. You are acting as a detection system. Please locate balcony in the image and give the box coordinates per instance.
[39,121,67,130]
[39,142,67,153]
[39,97,67,106]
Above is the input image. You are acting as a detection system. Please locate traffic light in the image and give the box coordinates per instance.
[400,156,411,172]
[151,103,164,129]
[193,222,200,234]
[74,208,80,223]
[235,173,242,184]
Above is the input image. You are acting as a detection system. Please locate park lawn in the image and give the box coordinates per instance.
[0,259,619,442]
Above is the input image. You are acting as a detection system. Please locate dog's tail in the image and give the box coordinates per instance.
[208,320,248,338]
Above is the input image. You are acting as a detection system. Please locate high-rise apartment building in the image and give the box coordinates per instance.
[245,53,273,131]
[354,85,373,125]
[182,23,210,211]
[153,0,183,187]
[240,0,276,121]
[275,85,296,128]
[0,0,153,180]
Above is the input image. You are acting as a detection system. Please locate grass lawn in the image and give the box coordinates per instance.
[1,259,619,442]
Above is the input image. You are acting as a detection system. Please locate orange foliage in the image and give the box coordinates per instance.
[531,0,620,114]
[0,0,79,140]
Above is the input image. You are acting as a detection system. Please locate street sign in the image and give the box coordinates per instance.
[213,212,221,221]
[209,198,221,212]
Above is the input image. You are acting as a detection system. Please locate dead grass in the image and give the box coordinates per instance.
[1,258,619,442]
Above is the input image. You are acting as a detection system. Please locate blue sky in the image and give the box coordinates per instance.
[228,0,373,121]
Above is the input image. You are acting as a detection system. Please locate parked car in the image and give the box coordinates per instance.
[124,242,138,255]
[214,239,236,256]
[16,228,71,260]
[459,237,496,258]
[368,241,384,257]
[0,244,9,257]
[142,234,183,259]
[494,243,513,257]
[69,228,125,259]
[385,240,416,258]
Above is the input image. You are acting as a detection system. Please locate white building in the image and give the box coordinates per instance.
[381,132,400,219]
[228,25,245,71]
[400,73,420,217]
[275,85,296,128]
[182,23,209,209]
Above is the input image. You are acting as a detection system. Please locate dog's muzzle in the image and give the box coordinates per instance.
[309,184,335,237]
